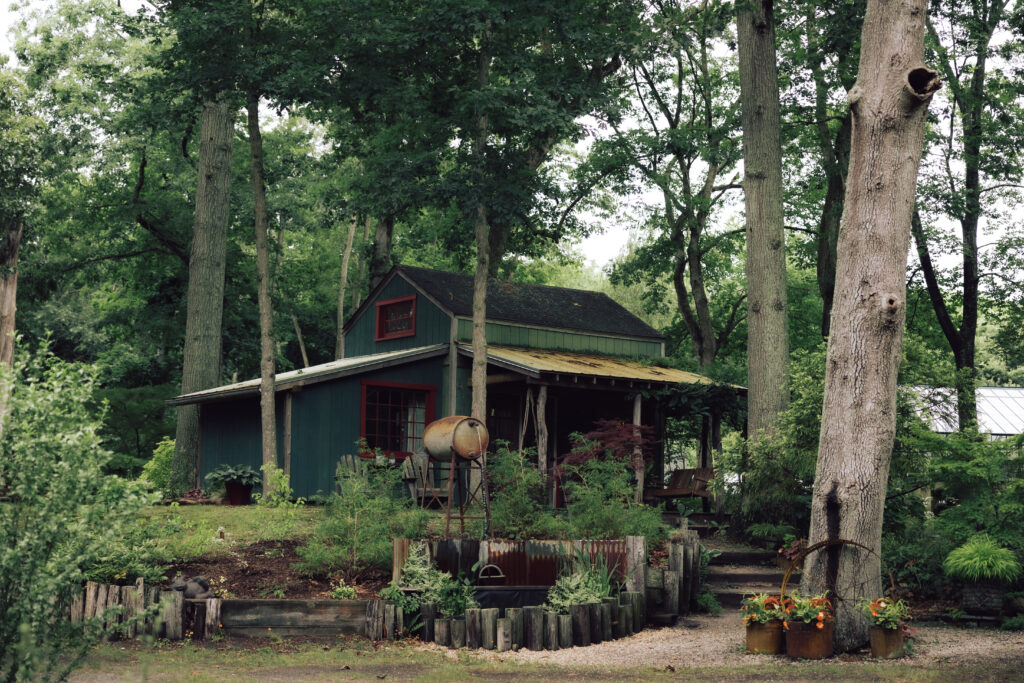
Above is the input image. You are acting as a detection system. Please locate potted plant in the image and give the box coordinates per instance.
[782,592,834,659]
[740,593,786,654]
[777,537,807,571]
[205,464,261,505]
[943,535,1022,616]
[860,597,910,658]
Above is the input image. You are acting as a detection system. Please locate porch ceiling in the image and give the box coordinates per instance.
[460,344,743,390]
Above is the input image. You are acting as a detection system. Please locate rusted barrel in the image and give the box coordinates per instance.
[423,416,489,460]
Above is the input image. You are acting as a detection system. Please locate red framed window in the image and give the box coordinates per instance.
[375,295,417,341]
[360,381,435,458]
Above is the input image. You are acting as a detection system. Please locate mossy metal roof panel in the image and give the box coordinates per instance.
[474,345,740,387]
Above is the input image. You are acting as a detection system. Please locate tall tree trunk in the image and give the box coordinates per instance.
[170,95,234,495]
[471,27,491,424]
[0,219,23,367]
[335,215,358,359]
[815,114,851,338]
[802,0,940,652]
[368,214,394,291]
[738,0,789,441]
[247,93,277,494]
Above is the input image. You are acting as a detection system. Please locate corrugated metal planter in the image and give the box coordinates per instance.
[745,621,784,654]
[869,626,904,658]
[785,621,833,659]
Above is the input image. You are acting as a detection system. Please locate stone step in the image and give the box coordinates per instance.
[704,564,787,586]
[709,549,777,566]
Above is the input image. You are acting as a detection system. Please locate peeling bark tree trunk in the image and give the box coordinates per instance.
[247,93,277,495]
[335,215,358,359]
[171,95,234,495]
[737,0,789,441]
[801,0,940,652]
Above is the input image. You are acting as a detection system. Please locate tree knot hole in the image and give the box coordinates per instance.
[906,67,942,99]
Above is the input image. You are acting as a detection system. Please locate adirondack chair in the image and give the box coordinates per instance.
[402,452,449,506]
[337,453,368,479]
[646,467,715,501]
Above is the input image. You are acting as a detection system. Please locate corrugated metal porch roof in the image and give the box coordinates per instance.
[465,344,743,389]
[168,344,448,406]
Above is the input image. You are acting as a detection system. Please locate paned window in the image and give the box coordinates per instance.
[361,382,435,458]
[375,295,416,341]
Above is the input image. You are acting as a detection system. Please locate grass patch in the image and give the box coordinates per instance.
[71,638,1023,683]
[142,504,324,562]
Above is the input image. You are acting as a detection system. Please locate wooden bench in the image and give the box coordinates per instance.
[646,467,715,501]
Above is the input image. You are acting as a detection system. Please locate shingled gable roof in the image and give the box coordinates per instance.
[393,265,664,340]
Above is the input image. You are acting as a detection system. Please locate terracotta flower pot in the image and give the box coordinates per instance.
[746,620,784,654]
[785,620,833,660]
[869,625,904,658]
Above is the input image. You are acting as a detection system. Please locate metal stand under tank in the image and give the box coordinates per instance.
[422,416,491,538]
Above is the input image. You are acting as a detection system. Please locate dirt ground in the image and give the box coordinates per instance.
[165,539,390,600]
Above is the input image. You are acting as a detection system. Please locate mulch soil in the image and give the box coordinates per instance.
[164,539,390,600]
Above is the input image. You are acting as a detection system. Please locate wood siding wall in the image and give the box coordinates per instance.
[199,359,445,499]
[455,319,661,358]
[344,278,451,358]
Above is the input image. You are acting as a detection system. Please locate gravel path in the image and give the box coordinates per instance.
[472,613,1024,672]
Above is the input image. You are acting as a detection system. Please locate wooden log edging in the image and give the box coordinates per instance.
[66,580,203,642]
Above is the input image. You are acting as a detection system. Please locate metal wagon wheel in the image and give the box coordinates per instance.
[779,538,897,604]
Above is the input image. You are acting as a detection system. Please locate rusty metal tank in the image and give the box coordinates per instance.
[423,416,489,460]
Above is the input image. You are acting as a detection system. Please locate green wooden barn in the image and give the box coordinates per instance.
[170,265,734,499]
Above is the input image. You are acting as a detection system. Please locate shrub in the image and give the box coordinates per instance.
[384,543,477,621]
[488,445,571,539]
[0,346,158,681]
[561,456,667,544]
[544,548,619,615]
[329,578,357,600]
[139,436,175,495]
[294,463,430,579]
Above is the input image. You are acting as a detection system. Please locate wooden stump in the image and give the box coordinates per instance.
[600,603,613,641]
[465,608,481,649]
[204,598,221,640]
[524,606,544,651]
[104,586,121,640]
[625,535,647,593]
[70,590,85,624]
[365,599,384,641]
[663,570,679,616]
[384,603,396,641]
[84,581,99,621]
[588,602,602,644]
[420,603,436,643]
[570,604,590,647]
[496,618,512,652]
[434,618,450,647]
[622,591,644,632]
[618,604,633,637]
[544,612,560,650]
[450,617,466,648]
[163,591,184,641]
[506,607,524,649]
[558,614,572,649]
[481,608,499,650]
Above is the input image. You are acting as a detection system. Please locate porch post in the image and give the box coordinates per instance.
[536,385,548,474]
[632,394,643,503]
[283,391,293,478]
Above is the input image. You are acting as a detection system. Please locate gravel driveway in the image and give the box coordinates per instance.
[473,613,1024,673]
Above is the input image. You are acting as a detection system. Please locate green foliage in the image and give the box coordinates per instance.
[140,436,175,495]
[387,543,477,620]
[205,464,262,488]
[329,578,357,600]
[859,597,910,631]
[943,535,1023,584]
[560,455,667,544]
[0,345,158,681]
[294,465,430,579]
[1001,615,1024,631]
[488,445,571,539]
[254,464,302,508]
[544,546,621,615]
[695,588,723,616]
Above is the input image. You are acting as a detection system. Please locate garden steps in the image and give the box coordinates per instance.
[706,555,791,610]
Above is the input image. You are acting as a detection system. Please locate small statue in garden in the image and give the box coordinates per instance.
[170,575,214,599]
